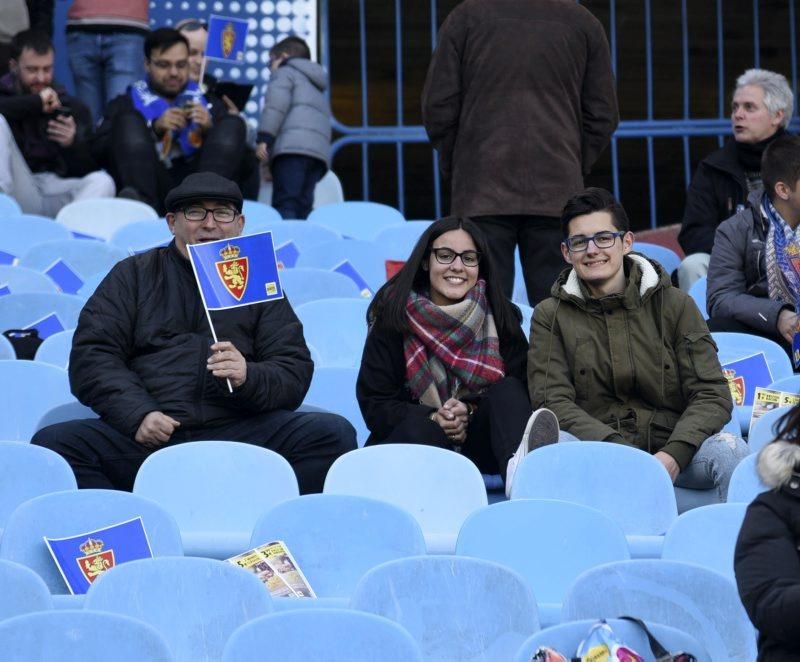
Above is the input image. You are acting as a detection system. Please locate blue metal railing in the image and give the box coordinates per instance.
[320,0,800,228]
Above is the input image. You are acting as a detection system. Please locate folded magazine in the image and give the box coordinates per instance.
[227,540,315,598]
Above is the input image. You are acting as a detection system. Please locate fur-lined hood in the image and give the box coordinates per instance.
[758,440,800,489]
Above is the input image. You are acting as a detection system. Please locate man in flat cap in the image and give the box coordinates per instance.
[33,172,357,493]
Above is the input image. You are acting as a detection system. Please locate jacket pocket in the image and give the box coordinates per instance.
[684,331,722,381]
[573,336,592,401]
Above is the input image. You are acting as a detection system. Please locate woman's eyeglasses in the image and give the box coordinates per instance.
[430,247,481,267]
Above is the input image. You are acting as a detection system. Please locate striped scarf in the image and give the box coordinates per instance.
[764,193,800,307]
[403,279,505,409]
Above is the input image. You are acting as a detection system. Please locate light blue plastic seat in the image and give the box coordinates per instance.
[634,244,681,275]
[0,193,22,218]
[0,361,74,441]
[75,271,107,299]
[688,276,708,319]
[324,444,489,553]
[308,201,405,241]
[295,239,388,292]
[133,441,299,559]
[456,499,630,627]
[511,442,678,558]
[20,239,126,283]
[660,503,748,581]
[302,366,369,446]
[512,249,529,305]
[55,198,158,240]
[0,610,174,662]
[351,555,539,661]
[34,401,97,432]
[514,618,710,662]
[251,494,426,601]
[279,267,362,306]
[33,329,74,369]
[374,221,433,261]
[518,303,533,337]
[0,292,85,333]
[726,453,769,503]
[561,559,756,661]
[85,557,272,661]
[0,489,183,594]
[312,169,345,208]
[0,334,15,359]
[748,405,791,454]
[295,298,369,368]
[253,220,342,251]
[767,374,800,393]
[109,220,172,254]
[223,609,422,662]
[242,199,283,226]
[0,560,53,620]
[0,215,72,261]
[0,265,60,294]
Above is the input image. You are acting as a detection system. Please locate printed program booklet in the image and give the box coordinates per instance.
[749,386,800,436]
[227,540,315,598]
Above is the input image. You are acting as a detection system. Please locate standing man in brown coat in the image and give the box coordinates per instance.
[422,0,618,306]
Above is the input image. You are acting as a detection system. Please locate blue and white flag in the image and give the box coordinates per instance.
[205,15,250,62]
[188,232,284,310]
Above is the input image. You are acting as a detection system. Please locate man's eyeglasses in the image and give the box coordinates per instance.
[430,247,481,267]
[181,206,239,223]
[564,231,625,253]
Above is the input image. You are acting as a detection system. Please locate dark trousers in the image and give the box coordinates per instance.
[31,410,357,494]
[108,111,248,214]
[707,316,792,358]
[271,154,326,220]
[371,377,532,481]
[472,215,565,306]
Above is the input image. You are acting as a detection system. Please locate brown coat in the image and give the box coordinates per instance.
[422,0,619,218]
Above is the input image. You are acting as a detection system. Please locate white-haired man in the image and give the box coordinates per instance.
[678,68,794,290]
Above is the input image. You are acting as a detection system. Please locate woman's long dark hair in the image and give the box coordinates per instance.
[775,405,800,444]
[367,216,522,340]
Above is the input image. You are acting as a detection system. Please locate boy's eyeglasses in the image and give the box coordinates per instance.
[181,206,238,223]
[431,248,481,267]
[564,230,625,253]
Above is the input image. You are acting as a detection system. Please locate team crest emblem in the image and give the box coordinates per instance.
[723,368,745,406]
[76,537,115,583]
[216,243,248,300]
[221,22,236,58]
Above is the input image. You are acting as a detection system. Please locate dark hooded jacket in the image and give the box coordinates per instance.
[735,440,800,661]
[529,253,732,469]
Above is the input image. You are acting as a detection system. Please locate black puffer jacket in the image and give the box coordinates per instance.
[70,241,313,437]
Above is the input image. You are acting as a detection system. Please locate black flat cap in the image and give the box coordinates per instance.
[164,172,243,212]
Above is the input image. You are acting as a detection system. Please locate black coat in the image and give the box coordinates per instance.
[735,484,800,661]
[70,241,313,437]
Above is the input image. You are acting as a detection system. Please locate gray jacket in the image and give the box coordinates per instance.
[258,58,331,167]
[707,189,787,335]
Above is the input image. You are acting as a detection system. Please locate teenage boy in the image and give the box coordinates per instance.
[529,187,748,500]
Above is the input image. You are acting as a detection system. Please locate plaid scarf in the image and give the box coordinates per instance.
[764,193,800,307]
[403,279,505,408]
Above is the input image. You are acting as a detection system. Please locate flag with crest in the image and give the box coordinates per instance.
[205,15,250,62]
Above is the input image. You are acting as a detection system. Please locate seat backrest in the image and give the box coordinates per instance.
[308,201,405,241]
[242,200,283,225]
[0,560,53,620]
[295,239,388,292]
[374,221,433,261]
[0,489,183,593]
[109,220,171,254]
[20,239,126,281]
[749,406,791,454]
[561,559,756,661]
[0,610,174,662]
[278,267,362,306]
[0,361,74,440]
[324,444,489,552]
[0,292,86,333]
[33,329,75,368]
[513,618,710,662]
[302,366,369,446]
[0,334,15,359]
[661,503,748,581]
[767,374,800,394]
[0,216,72,262]
[688,276,708,319]
[457,500,630,607]
[0,441,77,531]
[34,401,97,432]
[222,609,422,662]
[133,442,299,556]
[712,331,793,383]
[85,557,272,661]
[0,264,60,294]
[726,453,769,503]
[250,494,426,598]
[263,221,342,252]
[295,298,369,368]
[351,555,539,662]
[518,303,533,336]
[511,442,678,535]
[0,192,22,217]
[634,244,681,275]
[312,169,345,208]
[55,198,158,240]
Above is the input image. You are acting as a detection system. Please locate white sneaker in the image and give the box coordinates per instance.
[505,408,559,498]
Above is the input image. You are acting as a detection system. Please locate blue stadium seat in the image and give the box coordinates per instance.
[0,610,173,662]
[109,220,172,254]
[688,276,708,319]
[561,559,756,661]
[518,303,533,337]
[255,220,342,251]
[222,609,423,662]
[20,240,126,284]
[251,495,426,600]
[0,292,85,333]
[374,221,432,261]
[324,444,489,553]
[133,441,299,558]
[456,499,630,626]
[512,249,528,306]
[0,361,74,441]
[0,334,15,359]
[312,169,345,208]
[0,265,60,294]
[0,489,183,594]
[634,243,681,275]
[511,442,678,558]
[0,560,53,621]
[242,200,282,226]
[351,555,539,661]
[0,215,72,261]
[55,198,158,240]
[34,329,74,369]
[302,366,370,446]
[748,405,791,454]
[76,272,107,299]
[767,374,800,393]
[295,239,389,292]
[85,557,272,661]
[308,201,405,241]
[661,503,748,581]
[0,193,22,218]
[726,453,769,503]
[514,618,710,662]
[279,267,362,306]
[295,298,369,368]
[34,401,98,432]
